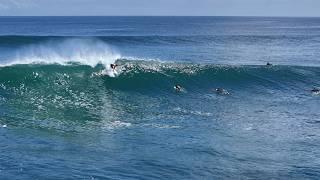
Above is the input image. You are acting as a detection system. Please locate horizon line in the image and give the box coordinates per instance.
[0,15,320,18]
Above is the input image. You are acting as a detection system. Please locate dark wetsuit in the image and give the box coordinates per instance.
[110,64,117,70]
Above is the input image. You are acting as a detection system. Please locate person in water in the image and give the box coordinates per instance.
[311,87,320,94]
[110,63,118,70]
[215,88,230,95]
[266,62,272,66]
[174,84,183,92]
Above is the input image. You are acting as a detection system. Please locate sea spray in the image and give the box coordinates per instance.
[2,38,121,68]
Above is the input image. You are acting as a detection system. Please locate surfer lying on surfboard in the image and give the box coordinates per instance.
[311,87,320,95]
[214,88,230,95]
[174,84,183,92]
[266,62,272,66]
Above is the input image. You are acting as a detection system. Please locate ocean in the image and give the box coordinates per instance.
[0,16,320,179]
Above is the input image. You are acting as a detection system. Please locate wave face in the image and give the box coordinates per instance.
[1,60,319,91]
[0,60,319,131]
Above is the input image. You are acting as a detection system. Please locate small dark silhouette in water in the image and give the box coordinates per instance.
[266,62,272,66]
[174,84,183,92]
[215,88,230,95]
[110,63,118,70]
[311,88,320,95]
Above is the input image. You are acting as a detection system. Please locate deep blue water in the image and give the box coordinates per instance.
[0,16,320,179]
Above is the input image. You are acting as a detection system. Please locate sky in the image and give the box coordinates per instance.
[0,0,319,17]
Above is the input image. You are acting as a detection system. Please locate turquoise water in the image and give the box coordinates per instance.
[0,17,320,179]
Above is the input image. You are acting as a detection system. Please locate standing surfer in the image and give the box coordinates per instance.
[110,63,118,70]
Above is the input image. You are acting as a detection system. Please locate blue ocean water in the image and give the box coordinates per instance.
[0,16,320,179]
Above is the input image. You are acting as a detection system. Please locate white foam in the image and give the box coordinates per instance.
[143,123,180,129]
[173,107,212,117]
[312,91,320,95]
[1,38,121,67]
[105,121,131,130]
[91,68,119,77]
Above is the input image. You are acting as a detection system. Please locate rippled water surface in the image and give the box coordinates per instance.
[0,16,320,179]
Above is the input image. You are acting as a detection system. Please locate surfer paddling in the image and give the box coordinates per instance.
[311,87,320,95]
[174,84,183,92]
[214,88,230,95]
